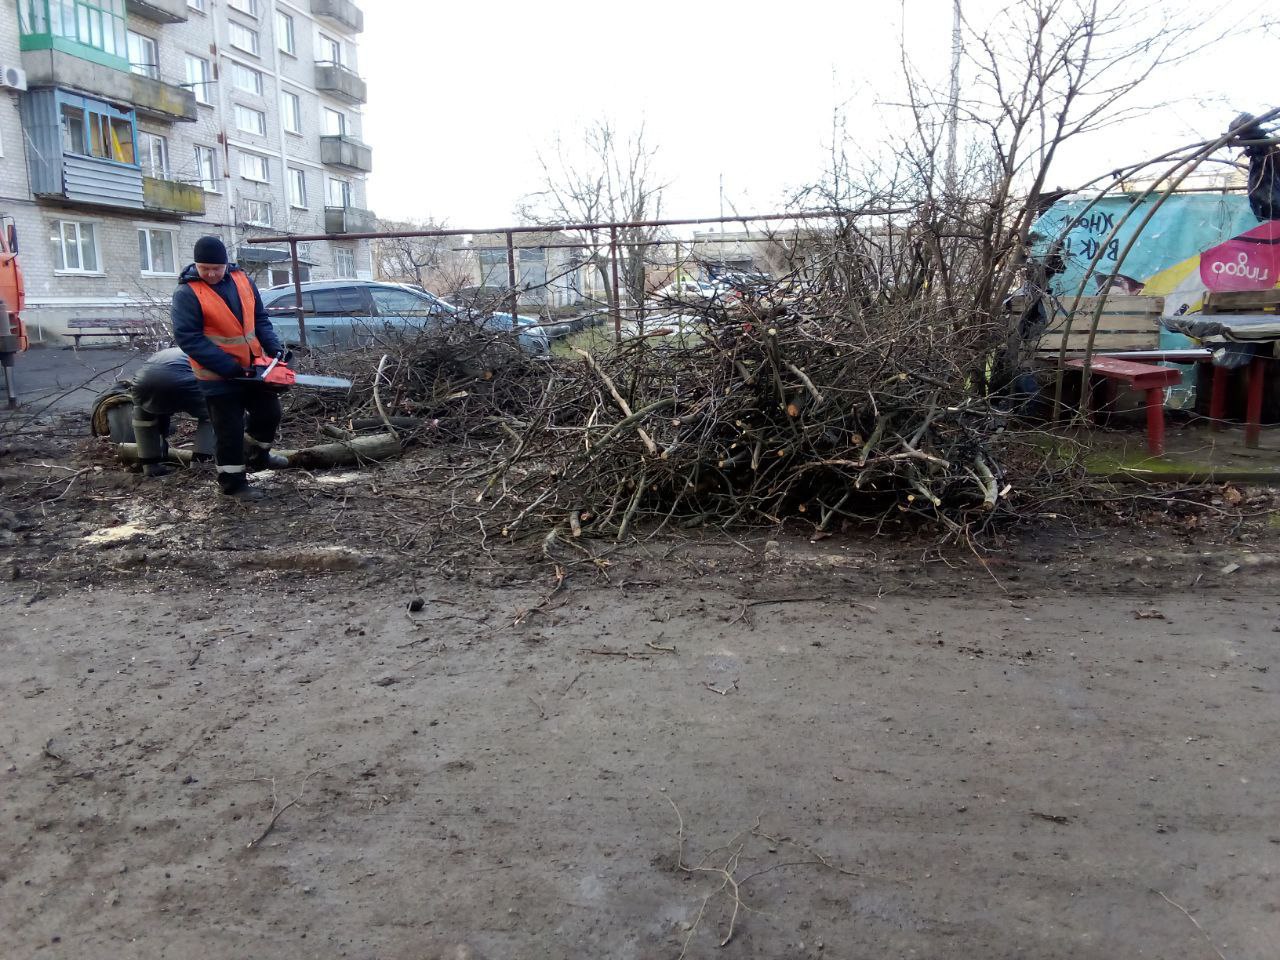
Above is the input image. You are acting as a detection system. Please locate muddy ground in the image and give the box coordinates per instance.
[3,420,1280,959]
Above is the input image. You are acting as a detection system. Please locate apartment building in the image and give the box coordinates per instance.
[1,0,373,341]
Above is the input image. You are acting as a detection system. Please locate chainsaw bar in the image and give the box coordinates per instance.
[292,373,353,391]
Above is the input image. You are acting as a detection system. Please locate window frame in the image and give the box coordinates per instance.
[321,107,346,137]
[280,91,301,134]
[317,32,341,65]
[334,247,356,279]
[185,54,212,105]
[138,226,177,276]
[57,91,137,166]
[51,219,102,275]
[227,0,258,17]
[139,131,169,179]
[228,21,260,57]
[240,197,273,228]
[194,143,218,193]
[126,30,158,80]
[239,151,270,183]
[188,0,207,11]
[287,167,307,209]
[326,176,351,208]
[234,104,267,137]
[229,61,263,96]
[275,11,295,56]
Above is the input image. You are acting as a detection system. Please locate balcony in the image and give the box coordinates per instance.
[143,176,206,217]
[311,0,364,33]
[320,134,372,173]
[126,0,188,23]
[21,49,197,122]
[33,154,145,211]
[325,206,376,234]
[314,62,367,105]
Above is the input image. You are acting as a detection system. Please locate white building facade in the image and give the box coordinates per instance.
[2,0,373,341]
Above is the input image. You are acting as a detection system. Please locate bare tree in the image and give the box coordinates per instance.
[798,1,1232,324]
[518,120,668,306]
[372,218,470,295]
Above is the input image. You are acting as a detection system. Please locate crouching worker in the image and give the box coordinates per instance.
[172,236,287,498]
[130,347,215,477]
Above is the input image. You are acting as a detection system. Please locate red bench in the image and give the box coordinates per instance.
[1065,356,1183,456]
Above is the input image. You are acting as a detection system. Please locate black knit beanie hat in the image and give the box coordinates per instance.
[193,236,228,265]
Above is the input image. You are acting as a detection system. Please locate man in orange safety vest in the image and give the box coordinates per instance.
[171,235,287,498]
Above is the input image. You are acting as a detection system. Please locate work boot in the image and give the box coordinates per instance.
[223,484,266,501]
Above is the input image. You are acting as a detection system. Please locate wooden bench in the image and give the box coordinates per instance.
[1027,294,1166,360]
[66,317,150,347]
[1064,356,1183,455]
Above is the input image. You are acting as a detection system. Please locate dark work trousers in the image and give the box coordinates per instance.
[203,382,283,493]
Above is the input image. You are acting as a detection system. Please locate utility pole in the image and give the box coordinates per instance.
[944,0,962,198]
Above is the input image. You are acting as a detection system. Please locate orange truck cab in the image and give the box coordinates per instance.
[0,215,27,408]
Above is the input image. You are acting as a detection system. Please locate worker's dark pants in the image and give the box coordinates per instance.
[203,382,282,493]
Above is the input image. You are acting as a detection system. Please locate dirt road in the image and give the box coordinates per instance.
[3,559,1277,959]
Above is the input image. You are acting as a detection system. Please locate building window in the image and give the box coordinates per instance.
[240,152,270,182]
[280,91,301,134]
[138,228,176,275]
[326,177,351,208]
[127,31,158,80]
[19,0,128,64]
[234,105,267,136]
[185,54,212,105]
[228,22,260,56]
[288,168,307,208]
[335,247,356,279]
[269,265,311,287]
[322,107,345,136]
[59,94,136,165]
[241,198,272,227]
[276,11,295,55]
[194,144,217,192]
[188,0,206,11]
[227,0,258,16]
[140,132,169,179]
[317,33,342,65]
[51,220,100,273]
[230,62,263,95]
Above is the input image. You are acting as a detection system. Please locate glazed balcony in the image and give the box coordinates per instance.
[21,48,197,122]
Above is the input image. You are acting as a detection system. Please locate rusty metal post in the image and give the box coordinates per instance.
[505,230,518,321]
[609,225,622,342]
[289,238,307,350]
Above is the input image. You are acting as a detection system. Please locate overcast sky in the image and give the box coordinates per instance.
[361,1,1275,233]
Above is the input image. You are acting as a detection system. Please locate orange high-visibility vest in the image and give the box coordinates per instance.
[187,271,262,381]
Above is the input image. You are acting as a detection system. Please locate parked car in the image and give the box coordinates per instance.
[651,280,724,307]
[260,280,551,355]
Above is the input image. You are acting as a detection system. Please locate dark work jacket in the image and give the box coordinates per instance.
[130,347,208,419]
[1245,143,1280,221]
[171,263,284,394]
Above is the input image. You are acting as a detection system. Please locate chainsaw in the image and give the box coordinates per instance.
[240,352,352,392]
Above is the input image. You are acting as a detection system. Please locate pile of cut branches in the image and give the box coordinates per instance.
[467,289,1045,543]
[283,323,548,446]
